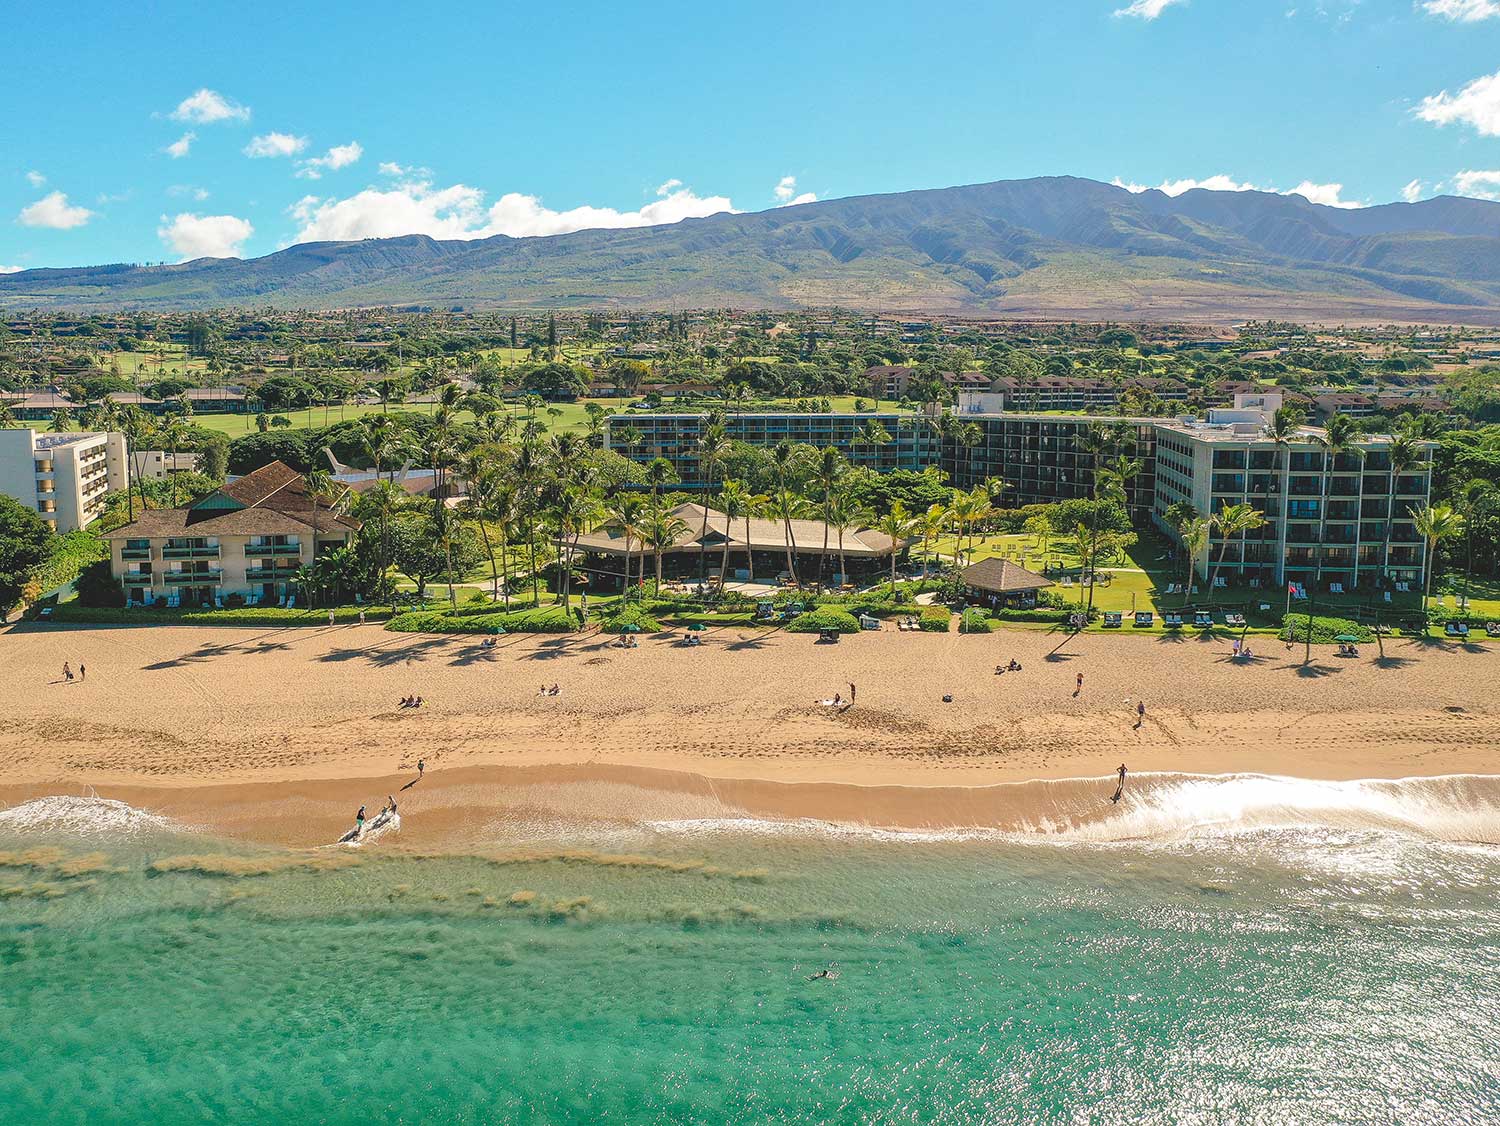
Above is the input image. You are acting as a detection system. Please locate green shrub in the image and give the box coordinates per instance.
[599,604,663,634]
[991,607,1076,624]
[46,602,396,626]
[919,606,951,632]
[959,608,993,634]
[1280,613,1373,644]
[386,606,577,634]
[785,607,861,633]
[74,560,126,608]
[33,530,109,595]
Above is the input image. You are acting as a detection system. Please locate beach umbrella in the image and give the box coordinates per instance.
[688,622,705,632]
[624,624,640,633]
[1334,634,1361,643]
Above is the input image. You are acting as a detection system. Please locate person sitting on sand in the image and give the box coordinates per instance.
[550,683,560,696]
[413,697,423,709]
[832,693,842,707]
[1009,659,1021,672]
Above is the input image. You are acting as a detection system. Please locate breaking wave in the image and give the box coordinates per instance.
[0,795,179,838]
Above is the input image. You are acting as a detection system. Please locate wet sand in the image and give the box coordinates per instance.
[2,621,1497,843]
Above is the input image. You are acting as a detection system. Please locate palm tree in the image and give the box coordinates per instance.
[876,501,917,594]
[826,488,871,589]
[607,495,647,596]
[856,419,892,469]
[1264,405,1305,588]
[301,470,340,609]
[1305,414,1359,663]
[554,485,602,612]
[770,441,802,587]
[1410,503,1465,622]
[919,502,952,585]
[1181,516,1210,605]
[641,504,689,590]
[813,446,844,590]
[1455,481,1497,613]
[1379,434,1418,590]
[0,403,16,429]
[645,457,676,504]
[161,416,189,506]
[716,479,756,588]
[695,417,731,582]
[1207,502,1266,608]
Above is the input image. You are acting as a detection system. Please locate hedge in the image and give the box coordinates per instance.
[959,608,994,634]
[1280,613,1373,644]
[43,602,397,626]
[33,530,109,596]
[784,607,861,634]
[991,607,1077,624]
[387,606,577,634]
[599,605,663,634]
[919,606,952,632]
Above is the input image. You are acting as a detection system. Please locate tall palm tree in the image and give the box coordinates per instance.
[695,417,731,582]
[876,501,917,595]
[607,495,647,596]
[1084,456,1139,613]
[1379,434,1418,590]
[716,479,756,588]
[554,485,602,612]
[813,446,844,591]
[1207,502,1266,608]
[826,488,871,590]
[641,503,689,590]
[770,441,802,587]
[1264,404,1305,588]
[1304,414,1359,663]
[1181,516,1210,605]
[301,470,340,609]
[1455,481,1497,612]
[161,416,189,506]
[1410,503,1465,621]
[918,502,952,585]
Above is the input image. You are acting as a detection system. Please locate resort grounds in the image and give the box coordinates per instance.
[2,618,1496,849]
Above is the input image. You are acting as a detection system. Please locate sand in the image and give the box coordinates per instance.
[1,620,1496,844]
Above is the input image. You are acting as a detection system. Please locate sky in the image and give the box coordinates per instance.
[5,0,1500,272]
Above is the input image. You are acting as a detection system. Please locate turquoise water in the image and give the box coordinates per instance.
[2,787,1498,1124]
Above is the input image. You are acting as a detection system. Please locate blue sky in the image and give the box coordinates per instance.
[5,0,1500,270]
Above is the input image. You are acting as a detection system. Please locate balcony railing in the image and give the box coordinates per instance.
[245,543,302,556]
[120,548,151,561]
[163,570,222,585]
[122,573,153,586]
[162,545,220,560]
[245,566,301,582]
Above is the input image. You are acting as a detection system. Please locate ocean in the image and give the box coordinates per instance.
[1,776,1497,1124]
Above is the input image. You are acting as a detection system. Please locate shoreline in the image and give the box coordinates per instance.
[3,622,1499,847]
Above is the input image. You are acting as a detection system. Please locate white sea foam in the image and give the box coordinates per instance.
[646,774,1500,847]
[0,795,179,837]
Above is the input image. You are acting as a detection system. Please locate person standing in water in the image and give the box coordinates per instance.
[1111,764,1127,803]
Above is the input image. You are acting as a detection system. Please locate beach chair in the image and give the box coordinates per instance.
[1164,612,1184,629]
[1445,622,1470,639]
[1225,612,1246,627]
[1134,611,1154,628]
[1383,591,1392,603]
[1330,582,1344,595]
[1214,576,1227,588]
[1249,578,1262,589]
[859,615,881,631]
[1103,612,1122,628]
[214,595,224,609]
[1486,622,1500,638]
[1194,610,1213,629]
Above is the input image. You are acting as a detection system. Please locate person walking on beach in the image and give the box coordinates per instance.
[79,663,85,681]
[1135,701,1146,729]
[417,758,425,780]
[328,608,336,627]
[63,662,72,683]
[1111,764,1127,803]
[848,682,856,705]
[355,805,367,835]
[358,608,366,626]
[1074,672,1083,697]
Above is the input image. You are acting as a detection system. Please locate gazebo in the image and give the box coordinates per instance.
[960,558,1054,609]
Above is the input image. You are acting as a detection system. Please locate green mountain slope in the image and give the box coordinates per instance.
[5,176,1500,321]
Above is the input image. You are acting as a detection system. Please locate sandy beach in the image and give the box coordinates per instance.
[1,619,1497,844]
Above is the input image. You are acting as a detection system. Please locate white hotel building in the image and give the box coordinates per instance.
[0,428,128,532]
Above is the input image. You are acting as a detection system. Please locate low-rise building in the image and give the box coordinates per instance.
[101,461,358,607]
[0,428,127,531]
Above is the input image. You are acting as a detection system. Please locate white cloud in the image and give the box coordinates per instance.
[165,131,195,159]
[18,191,94,229]
[1114,0,1187,18]
[1423,0,1500,20]
[378,162,407,176]
[1417,68,1500,136]
[1452,170,1500,200]
[25,170,45,188]
[1112,173,1365,207]
[296,141,363,180]
[168,184,212,201]
[289,178,738,243]
[157,212,254,259]
[244,132,308,158]
[1402,179,1426,203]
[0,265,23,274]
[773,175,817,206]
[656,178,683,194]
[169,89,250,124]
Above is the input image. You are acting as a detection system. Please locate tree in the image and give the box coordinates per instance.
[1380,434,1418,588]
[919,502,952,584]
[875,501,916,594]
[770,441,802,586]
[696,417,732,582]
[1180,516,1210,606]
[1207,502,1266,607]
[716,479,758,586]
[641,503,688,589]
[1410,503,1465,621]
[812,445,845,590]
[0,496,50,615]
[607,495,647,594]
[302,470,341,608]
[1305,414,1359,663]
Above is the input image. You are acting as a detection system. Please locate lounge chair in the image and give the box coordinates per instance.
[1225,612,1246,627]
[1445,622,1470,639]
[1383,591,1392,603]
[1485,622,1500,638]
[1194,611,1213,629]
[1103,612,1122,628]
[1214,576,1227,588]
[1164,613,1184,629]
[1134,611,1154,628]
[214,595,224,609]
[859,615,881,631]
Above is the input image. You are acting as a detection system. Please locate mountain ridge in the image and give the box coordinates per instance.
[5,175,1500,322]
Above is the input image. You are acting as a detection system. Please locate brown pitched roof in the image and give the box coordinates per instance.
[961,558,1054,595]
[567,501,901,558]
[100,507,325,539]
[220,461,304,507]
[102,460,359,538]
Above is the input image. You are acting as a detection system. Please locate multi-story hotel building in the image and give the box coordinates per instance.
[0,428,127,532]
[101,461,358,607]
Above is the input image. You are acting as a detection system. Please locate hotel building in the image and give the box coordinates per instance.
[0,428,128,532]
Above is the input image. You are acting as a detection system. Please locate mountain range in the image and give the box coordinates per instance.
[6,176,1500,322]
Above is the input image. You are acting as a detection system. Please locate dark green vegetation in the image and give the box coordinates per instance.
[5,178,1500,320]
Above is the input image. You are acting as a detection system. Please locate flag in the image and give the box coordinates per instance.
[1287,582,1296,594]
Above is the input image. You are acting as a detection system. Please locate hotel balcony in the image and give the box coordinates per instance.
[163,570,222,585]
[122,573,153,586]
[245,543,302,557]
[120,547,152,561]
[162,545,221,560]
[245,566,301,582]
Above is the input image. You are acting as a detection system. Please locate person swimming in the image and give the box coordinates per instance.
[808,968,837,981]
